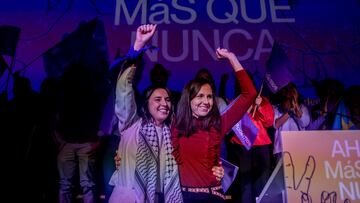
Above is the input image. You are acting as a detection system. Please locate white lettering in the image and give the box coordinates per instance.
[344,140,360,157]
[136,28,273,62]
[162,30,189,62]
[332,140,347,158]
[149,3,170,24]
[115,0,296,25]
[356,160,360,178]
[114,0,147,25]
[269,0,295,23]
[339,181,360,201]
[192,30,219,61]
[239,0,267,23]
[171,0,197,24]
[254,29,273,60]
[344,160,357,179]
[223,29,253,61]
[324,160,343,179]
[207,0,238,24]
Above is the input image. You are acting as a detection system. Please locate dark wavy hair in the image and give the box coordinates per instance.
[195,68,216,92]
[175,78,221,137]
[140,85,174,126]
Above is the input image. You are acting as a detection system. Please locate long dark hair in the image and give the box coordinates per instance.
[141,85,174,126]
[176,78,221,136]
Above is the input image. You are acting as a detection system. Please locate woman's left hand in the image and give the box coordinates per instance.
[215,48,244,71]
[212,161,224,181]
[216,48,234,60]
[114,150,121,169]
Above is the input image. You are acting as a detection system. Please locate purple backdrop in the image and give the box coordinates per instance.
[1,0,360,99]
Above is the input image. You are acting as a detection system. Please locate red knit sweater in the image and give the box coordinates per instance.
[171,70,256,187]
[231,97,274,146]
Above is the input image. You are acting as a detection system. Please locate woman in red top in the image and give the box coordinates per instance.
[172,48,257,203]
[227,95,274,203]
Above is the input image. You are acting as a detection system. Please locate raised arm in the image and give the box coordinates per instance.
[253,96,275,128]
[216,48,244,72]
[274,105,289,129]
[134,24,157,51]
[114,24,157,132]
[115,65,138,132]
[216,48,257,135]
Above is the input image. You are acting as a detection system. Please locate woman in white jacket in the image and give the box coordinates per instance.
[108,24,183,203]
[273,83,310,161]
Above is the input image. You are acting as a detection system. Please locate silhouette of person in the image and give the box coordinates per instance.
[55,63,104,203]
[149,63,181,110]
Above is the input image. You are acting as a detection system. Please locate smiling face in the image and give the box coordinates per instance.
[190,84,214,118]
[147,88,172,126]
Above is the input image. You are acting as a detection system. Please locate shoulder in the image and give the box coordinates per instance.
[121,119,142,138]
[300,104,309,112]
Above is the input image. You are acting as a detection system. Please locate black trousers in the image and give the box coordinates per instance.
[226,144,271,203]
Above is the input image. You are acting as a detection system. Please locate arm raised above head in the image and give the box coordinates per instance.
[110,24,158,73]
[217,48,257,134]
[216,48,244,72]
[134,24,157,51]
[114,24,158,132]
[115,65,139,132]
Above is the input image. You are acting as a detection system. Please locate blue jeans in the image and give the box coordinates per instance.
[58,142,98,203]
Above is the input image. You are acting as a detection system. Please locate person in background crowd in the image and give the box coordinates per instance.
[55,62,106,203]
[272,82,310,161]
[307,79,345,130]
[226,94,274,203]
[343,85,360,130]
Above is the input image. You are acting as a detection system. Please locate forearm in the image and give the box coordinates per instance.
[115,65,139,131]
[134,40,145,51]
[221,70,256,134]
[294,106,310,128]
[274,113,290,129]
[227,54,244,72]
[306,115,326,130]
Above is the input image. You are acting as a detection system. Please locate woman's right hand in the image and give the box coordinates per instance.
[114,150,121,169]
[134,24,157,51]
[255,96,262,106]
[212,161,225,181]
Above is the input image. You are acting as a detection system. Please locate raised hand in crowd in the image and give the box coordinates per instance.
[134,24,157,50]
[216,48,244,72]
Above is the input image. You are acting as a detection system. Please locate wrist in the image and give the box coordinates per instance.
[288,109,295,117]
[296,110,302,118]
[134,40,145,51]
[230,59,244,72]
